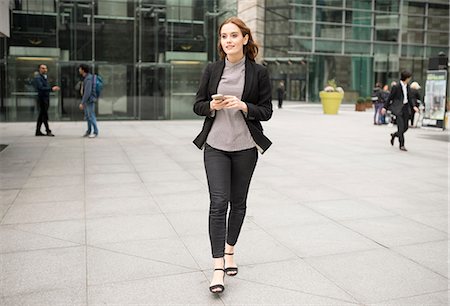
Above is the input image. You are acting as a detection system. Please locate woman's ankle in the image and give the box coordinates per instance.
[225,243,234,254]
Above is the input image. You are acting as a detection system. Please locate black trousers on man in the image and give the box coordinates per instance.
[36,99,51,134]
[392,104,410,147]
[204,144,258,258]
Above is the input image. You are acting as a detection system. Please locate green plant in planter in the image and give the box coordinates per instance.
[355,97,366,111]
[323,79,344,93]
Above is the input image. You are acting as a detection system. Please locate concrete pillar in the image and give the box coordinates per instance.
[0,0,10,37]
[237,0,265,62]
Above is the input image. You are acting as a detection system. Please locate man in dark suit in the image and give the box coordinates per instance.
[34,64,60,136]
[381,70,418,151]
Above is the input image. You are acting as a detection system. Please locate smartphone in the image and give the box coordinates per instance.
[211,94,224,100]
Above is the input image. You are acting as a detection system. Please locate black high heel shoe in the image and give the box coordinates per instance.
[209,268,225,293]
[224,253,238,276]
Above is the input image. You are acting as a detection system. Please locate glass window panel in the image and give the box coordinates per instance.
[290,22,313,37]
[345,0,372,10]
[95,17,134,63]
[97,0,130,17]
[403,15,425,29]
[374,43,398,54]
[10,13,57,48]
[375,29,398,42]
[428,32,449,46]
[344,42,370,54]
[375,13,399,29]
[406,2,425,15]
[316,0,343,7]
[426,46,449,58]
[57,1,92,60]
[345,10,371,25]
[375,1,399,13]
[345,26,371,40]
[290,38,313,52]
[21,0,56,13]
[428,17,449,32]
[402,30,424,44]
[401,45,424,57]
[315,40,342,53]
[293,6,313,21]
[429,4,449,17]
[316,24,343,39]
[316,8,343,23]
[293,0,313,5]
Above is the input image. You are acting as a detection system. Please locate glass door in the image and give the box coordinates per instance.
[135,3,169,119]
[57,0,93,61]
[6,57,59,122]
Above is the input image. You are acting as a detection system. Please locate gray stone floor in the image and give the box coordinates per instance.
[0,103,448,305]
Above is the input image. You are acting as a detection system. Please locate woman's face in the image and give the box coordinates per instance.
[220,22,248,60]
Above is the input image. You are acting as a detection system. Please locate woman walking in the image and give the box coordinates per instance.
[193,17,273,293]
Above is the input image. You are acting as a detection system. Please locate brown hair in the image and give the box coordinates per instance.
[217,17,258,61]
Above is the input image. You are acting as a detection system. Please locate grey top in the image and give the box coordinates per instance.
[206,57,256,152]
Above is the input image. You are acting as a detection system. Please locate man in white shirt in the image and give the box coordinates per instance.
[381,70,418,151]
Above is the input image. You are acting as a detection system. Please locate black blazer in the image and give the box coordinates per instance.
[383,81,413,116]
[34,74,52,102]
[193,58,273,153]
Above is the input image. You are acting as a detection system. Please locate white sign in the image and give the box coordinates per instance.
[423,70,447,123]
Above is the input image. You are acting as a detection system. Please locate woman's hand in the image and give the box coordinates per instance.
[210,98,229,111]
[223,95,248,112]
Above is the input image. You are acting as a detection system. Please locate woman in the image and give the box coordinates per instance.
[193,17,273,293]
[409,81,423,127]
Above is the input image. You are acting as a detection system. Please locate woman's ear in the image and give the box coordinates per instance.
[244,34,249,45]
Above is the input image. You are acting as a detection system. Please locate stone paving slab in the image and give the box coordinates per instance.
[0,103,448,305]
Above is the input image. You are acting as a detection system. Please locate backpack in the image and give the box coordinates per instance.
[92,74,104,98]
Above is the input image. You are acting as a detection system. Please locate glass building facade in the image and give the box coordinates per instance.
[1,0,449,122]
[0,0,236,122]
[264,0,449,102]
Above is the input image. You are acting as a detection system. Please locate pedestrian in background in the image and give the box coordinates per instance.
[409,81,423,128]
[380,84,390,124]
[381,70,418,151]
[193,17,272,294]
[371,82,384,125]
[34,64,60,136]
[277,81,285,109]
[78,64,99,138]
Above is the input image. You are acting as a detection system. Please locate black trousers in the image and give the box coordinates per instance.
[36,99,50,133]
[204,144,258,258]
[278,96,283,108]
[393,104,410,147]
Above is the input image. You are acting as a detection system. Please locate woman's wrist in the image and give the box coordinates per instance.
[240,101,248,113]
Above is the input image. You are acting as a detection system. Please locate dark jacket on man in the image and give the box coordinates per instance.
[193,58,273,153]
[383,81,413,116]
[34,74,52,102]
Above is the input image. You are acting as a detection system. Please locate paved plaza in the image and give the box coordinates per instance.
[0,103,448,305]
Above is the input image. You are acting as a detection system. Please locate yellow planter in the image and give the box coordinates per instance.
[319,91,344,115]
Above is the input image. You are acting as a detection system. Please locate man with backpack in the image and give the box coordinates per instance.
[78,64,99,138]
